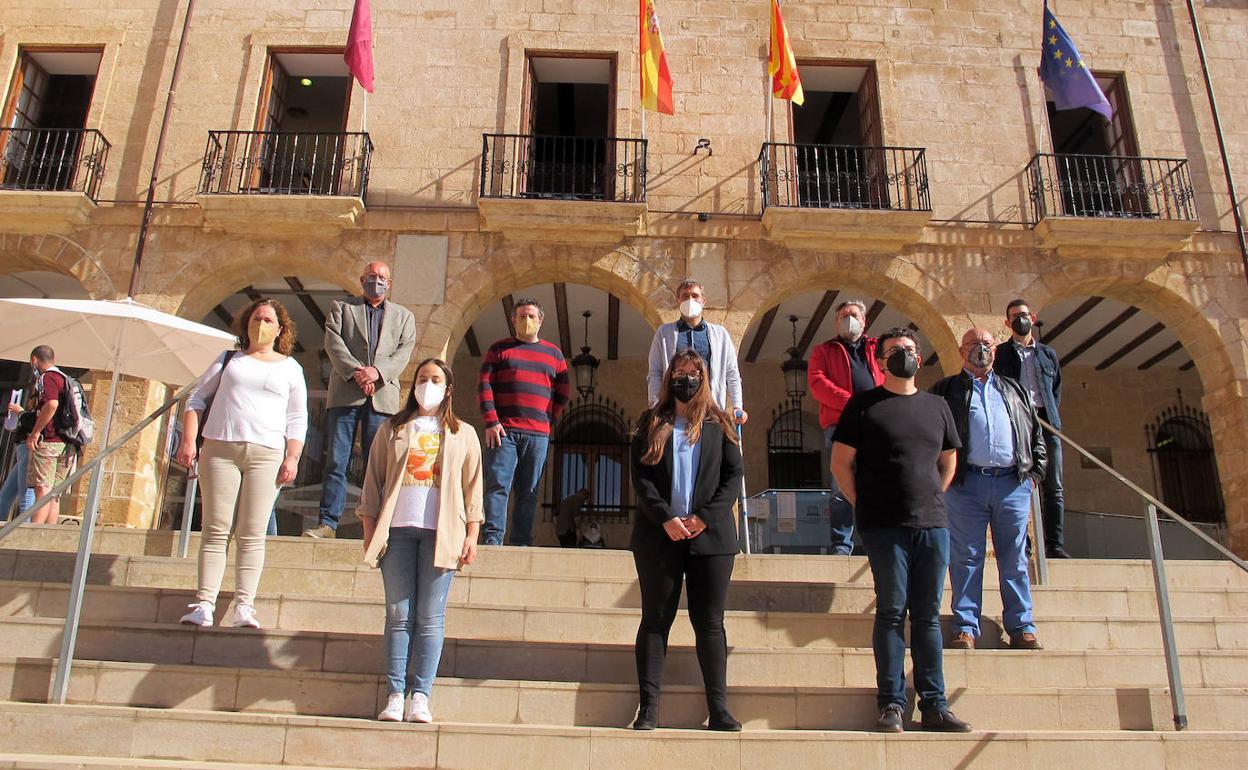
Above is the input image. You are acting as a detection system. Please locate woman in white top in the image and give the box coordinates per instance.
[176,298,308,629]
[358,358,483,723]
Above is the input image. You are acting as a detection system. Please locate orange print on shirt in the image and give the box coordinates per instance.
[403,431,442,487]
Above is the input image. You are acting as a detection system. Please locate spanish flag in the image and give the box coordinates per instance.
[640,0,675,114]
[768,0,804,105]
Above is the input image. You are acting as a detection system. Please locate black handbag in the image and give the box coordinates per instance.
[13,411,36,443]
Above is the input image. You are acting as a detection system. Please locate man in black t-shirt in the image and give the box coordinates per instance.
[831,327,971,734]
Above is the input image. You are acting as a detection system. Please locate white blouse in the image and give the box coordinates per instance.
[187,352,308,451]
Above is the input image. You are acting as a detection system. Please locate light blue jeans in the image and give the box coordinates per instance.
[946,473,1036,638]
[0,444,36,521]
[482,430,550,546]
[380,526,456,696]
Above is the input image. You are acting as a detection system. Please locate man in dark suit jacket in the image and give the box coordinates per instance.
[994,298,1068,559]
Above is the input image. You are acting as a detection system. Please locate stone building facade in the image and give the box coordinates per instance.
[0,0,1246,555]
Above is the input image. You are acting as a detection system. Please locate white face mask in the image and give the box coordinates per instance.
[837,315,864,341]
[679,298,704,319]
[414,382,446,410]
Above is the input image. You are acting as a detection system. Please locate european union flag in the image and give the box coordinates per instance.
[1040,3,1112,120]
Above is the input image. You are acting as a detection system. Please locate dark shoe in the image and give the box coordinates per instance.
[707,709,741,732]
[302,524,336,539]
[632,704,658,730]
[921,709,972,732]
[949,631,975,650]
[1009,632,1043,650]
[831,547,853,556]
[875,704,905,733]
[1046,546,1070,559]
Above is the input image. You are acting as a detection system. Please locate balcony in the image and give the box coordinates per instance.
[477,133,647,242]
[0,128,110,233]
[758,142,932,252]
[1026,153,1198,259]
[196,130,373,235]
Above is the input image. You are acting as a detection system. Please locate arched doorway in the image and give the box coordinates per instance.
[766,398,823,489]
[1148,404,1225,525]
[548,395,633,546]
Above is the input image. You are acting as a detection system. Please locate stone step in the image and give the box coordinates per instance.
[4,616,1246,691]
[6,553,1246,617]
[3,657,1246,732]
[1,702,1245,769]
[5,526,1247,588]
[0,755,334,770]
[2,581,1244,651]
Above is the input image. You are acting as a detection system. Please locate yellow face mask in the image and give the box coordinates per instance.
[516,316,541,339]
[249,319,279,347]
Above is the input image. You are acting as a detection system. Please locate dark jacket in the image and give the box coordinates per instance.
[994,338,1062,429]
[629,414,744,556]
[930,371,1048,486]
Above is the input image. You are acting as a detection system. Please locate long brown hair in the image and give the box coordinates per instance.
[391,357,460,433]
[638,350,738,465]
[234,298,297,356]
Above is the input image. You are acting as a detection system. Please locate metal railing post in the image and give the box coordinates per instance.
[1030,482,1048,586]
[49,462,106,703]
[177,467,199,559]
[1145,503,1189,731]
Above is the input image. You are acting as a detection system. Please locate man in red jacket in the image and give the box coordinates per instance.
[808,300,884,554]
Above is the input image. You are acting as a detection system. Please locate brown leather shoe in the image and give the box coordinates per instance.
[949,632,975,650]
[1009,632,1043,650]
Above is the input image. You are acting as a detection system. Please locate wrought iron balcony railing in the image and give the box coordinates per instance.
[199,131,373,199]
[480,133,647,203]
[759,142,930,212]
[0,127,111,202]
[1026,153,1196,223]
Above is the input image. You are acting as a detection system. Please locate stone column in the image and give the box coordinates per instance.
[1202,381,1248,558]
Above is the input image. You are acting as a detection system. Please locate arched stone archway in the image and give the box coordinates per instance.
[0,232,118,299]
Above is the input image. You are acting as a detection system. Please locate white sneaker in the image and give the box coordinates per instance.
[229,604,261,629]
[179,601,214,627]
[378,693,405,722]
[405,692,432,723]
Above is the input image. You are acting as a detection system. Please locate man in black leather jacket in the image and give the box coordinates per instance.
[931,328,1048,651]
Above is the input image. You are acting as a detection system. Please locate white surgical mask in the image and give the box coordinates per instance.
[837,316,864,341]
[414,382,446,410]
[679,299,704,319]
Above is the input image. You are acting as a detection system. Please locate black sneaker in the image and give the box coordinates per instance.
[921,709,972,732]
[875,704,905,733]
[708,709,742,732]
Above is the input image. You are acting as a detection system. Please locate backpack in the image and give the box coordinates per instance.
[47,367,94,447]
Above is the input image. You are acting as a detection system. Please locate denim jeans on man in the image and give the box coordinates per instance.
[0,443,36,521]
[380,527,456,696]
[318,404,389,530]
[946,472,1035,638]
[822,426,855,555]
[482,429,549,546]
[860,526,950,713]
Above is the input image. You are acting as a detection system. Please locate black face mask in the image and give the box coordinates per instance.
[671,376,703,403]
[884,349,919,379]
[1011,315,1033,336]
[969,343,993,368]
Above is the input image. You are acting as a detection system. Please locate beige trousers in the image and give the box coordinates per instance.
[195,439,284,607]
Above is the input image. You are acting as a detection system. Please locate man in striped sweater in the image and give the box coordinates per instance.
[478,298,571,546]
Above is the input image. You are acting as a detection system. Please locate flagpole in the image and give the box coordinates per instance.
[362,89,369,133]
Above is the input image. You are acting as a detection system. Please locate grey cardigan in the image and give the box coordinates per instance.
[323,296,417,415]
[646,320,744,412]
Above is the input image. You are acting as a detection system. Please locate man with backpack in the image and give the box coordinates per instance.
[25,345,81,524]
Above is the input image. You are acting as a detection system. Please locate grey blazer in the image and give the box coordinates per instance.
[323,296,417,414]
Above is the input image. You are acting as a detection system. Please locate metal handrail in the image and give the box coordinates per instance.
[1037,416,1248,732]
[0,375,202,704]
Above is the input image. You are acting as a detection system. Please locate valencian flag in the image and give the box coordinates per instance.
[344,0,374,93]
[640,0,675,114]
[1040,2,1110,119]
[768,0,804,105]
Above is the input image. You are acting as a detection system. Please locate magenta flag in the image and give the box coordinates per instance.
[344,0,374,93]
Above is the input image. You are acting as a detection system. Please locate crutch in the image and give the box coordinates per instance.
[736,410,752,555]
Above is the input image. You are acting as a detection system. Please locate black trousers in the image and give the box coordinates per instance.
[633,547,735,711]
[1037,410,1066,553]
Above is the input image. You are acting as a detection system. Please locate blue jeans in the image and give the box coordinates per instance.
[0,444,35,522]
[946,473,1036,637]
[318,403,389,530]
[823,426,855,554]
[482,430,549,546]
[860,526,950,713]
[380,527,456,696]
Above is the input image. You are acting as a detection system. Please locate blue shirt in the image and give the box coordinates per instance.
[670,417,702,518]
[966,371,1016,469]
[676,318,712,372]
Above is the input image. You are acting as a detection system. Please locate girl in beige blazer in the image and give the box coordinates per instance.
[357,358,483,723]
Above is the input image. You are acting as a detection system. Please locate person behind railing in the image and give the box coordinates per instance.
[358,358,482,723]
[808,299,885,555]
[930,328,1048,652]
[829,328,970,734]
[24,346,78,526]
[0,385,37,520]
[995,298,1069,559]
[646,280,747,426]
[629,350,744,732]
[176,299,307,629]
[554,487,590,548]
[305,261,417,540]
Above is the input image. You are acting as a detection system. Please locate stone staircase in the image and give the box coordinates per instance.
[1,526,1245,768]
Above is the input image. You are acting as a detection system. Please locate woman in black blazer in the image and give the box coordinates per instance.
[629,350,744,731]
